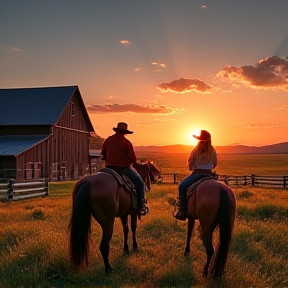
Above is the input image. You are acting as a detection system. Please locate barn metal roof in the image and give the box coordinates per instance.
[0,86,77,125]
[0,135,49,156]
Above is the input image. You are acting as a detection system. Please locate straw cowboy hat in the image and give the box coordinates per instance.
[113,122,133,134]
[193,130,211,141]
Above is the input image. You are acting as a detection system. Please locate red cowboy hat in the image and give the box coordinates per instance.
[113,122,133,134]
[193,130,211,141]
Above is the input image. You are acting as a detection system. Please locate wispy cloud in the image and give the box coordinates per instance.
[157,78,213,94]
[217,55,288,91]
[276,104,288,110]
[87,103,182,114]
[245,124,286,129]
[2,45,22,52]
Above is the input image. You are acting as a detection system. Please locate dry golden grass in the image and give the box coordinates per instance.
[0,182,288,288]
[0,154,288,287]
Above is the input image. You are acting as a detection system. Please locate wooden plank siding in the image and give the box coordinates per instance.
[0,86,94,182]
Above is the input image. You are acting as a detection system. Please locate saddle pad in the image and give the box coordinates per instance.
[187,176,213,199]
[100,168,137,194]
[100,168,138,210]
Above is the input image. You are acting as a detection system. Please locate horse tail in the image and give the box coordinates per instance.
[211,188,232,278]
[68,180,91,272]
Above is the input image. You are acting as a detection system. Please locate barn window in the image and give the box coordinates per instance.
[71,102,75,116]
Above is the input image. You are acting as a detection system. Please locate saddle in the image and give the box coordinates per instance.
[100,168,137,210]
[186,176,215,200]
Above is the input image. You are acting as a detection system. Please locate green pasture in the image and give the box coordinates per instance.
[1,179,288,288]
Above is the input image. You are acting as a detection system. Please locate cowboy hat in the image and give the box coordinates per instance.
[113,122,133,134]
[193,130,211,141]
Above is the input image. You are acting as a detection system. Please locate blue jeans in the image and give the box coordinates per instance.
[109,166,145,209]
[178,173,206,200]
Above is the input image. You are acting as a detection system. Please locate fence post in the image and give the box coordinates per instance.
[173,172,177,184]
[284,175,287,190]
[8,179,14,200]
[244,175,247,185]
[251,174,255,186]
[44,179,49,196]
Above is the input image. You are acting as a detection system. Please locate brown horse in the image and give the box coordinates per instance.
[68,163,162,274]
[132,162,151,190]
[147,161,162,183]
[183,179,236,278]
[132,161,162,190]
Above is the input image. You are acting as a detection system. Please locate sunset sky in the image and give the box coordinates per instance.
[1,1,288,147]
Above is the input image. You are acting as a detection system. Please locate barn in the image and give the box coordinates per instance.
[0,85,95,182]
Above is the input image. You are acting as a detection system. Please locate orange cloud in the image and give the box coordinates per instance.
[218,55,288,91]
[245,124,286,129]
[120,40,131,45]
[157,78,213,94]
[87,103,179,114]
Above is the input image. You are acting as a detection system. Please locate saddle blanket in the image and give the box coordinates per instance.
[100,168,137,209]
[186,176,213,199]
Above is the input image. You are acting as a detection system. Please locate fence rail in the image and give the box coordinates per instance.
[159,173,288,190]
[0,178,49,202]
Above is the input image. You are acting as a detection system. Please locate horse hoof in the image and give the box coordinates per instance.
[105,265,113,274]
[133,245,138,251]
[184,251,190,257]
[123,249,129,255]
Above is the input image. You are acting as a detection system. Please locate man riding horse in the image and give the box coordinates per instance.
[101,122,147,215]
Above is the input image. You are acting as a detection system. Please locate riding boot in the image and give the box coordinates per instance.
[138,199,148,215]
[174,195,187,221]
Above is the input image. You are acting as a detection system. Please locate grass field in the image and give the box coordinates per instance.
[0,154,288,288]
[136,152,288,176]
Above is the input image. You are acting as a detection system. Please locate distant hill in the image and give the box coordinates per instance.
[134,142,288,154]
[89,133,105,149]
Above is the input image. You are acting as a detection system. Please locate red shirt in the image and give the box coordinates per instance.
[101,133,137,167]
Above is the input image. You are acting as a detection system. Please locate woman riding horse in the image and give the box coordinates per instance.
[173,129,236,277]
[174,130,217,221]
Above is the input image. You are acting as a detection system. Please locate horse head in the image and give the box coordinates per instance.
[147,161,162,183]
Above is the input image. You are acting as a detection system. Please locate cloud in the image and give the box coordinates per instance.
[157,78,213,94]
[87,103,181,114]
[2,45,22,52]
[245,124,286,129]
[218,55,288,91]
[277,104,288,110]
[151,60,166,72]
[120,40,131,45]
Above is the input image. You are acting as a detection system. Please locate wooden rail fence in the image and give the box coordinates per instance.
[159,173,288,190]
[0,173,286,202]
[0,178,49,202]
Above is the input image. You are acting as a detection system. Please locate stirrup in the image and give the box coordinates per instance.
[140,205,149,215]
[173,210,187,221]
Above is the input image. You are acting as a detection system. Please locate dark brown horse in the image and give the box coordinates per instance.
[132,162,151,190]
[147,161,162,183]
[132,161,162,190]
[183,179,236,278]
[68,163,162,274]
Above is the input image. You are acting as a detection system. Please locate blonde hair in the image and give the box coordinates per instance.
[194,139,214,158]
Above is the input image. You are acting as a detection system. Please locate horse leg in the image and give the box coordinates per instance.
[130,213,138,250]
[99,223,114,274]
[201,226,214,277]
[184,218,195,256]
[121,215,129,254]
